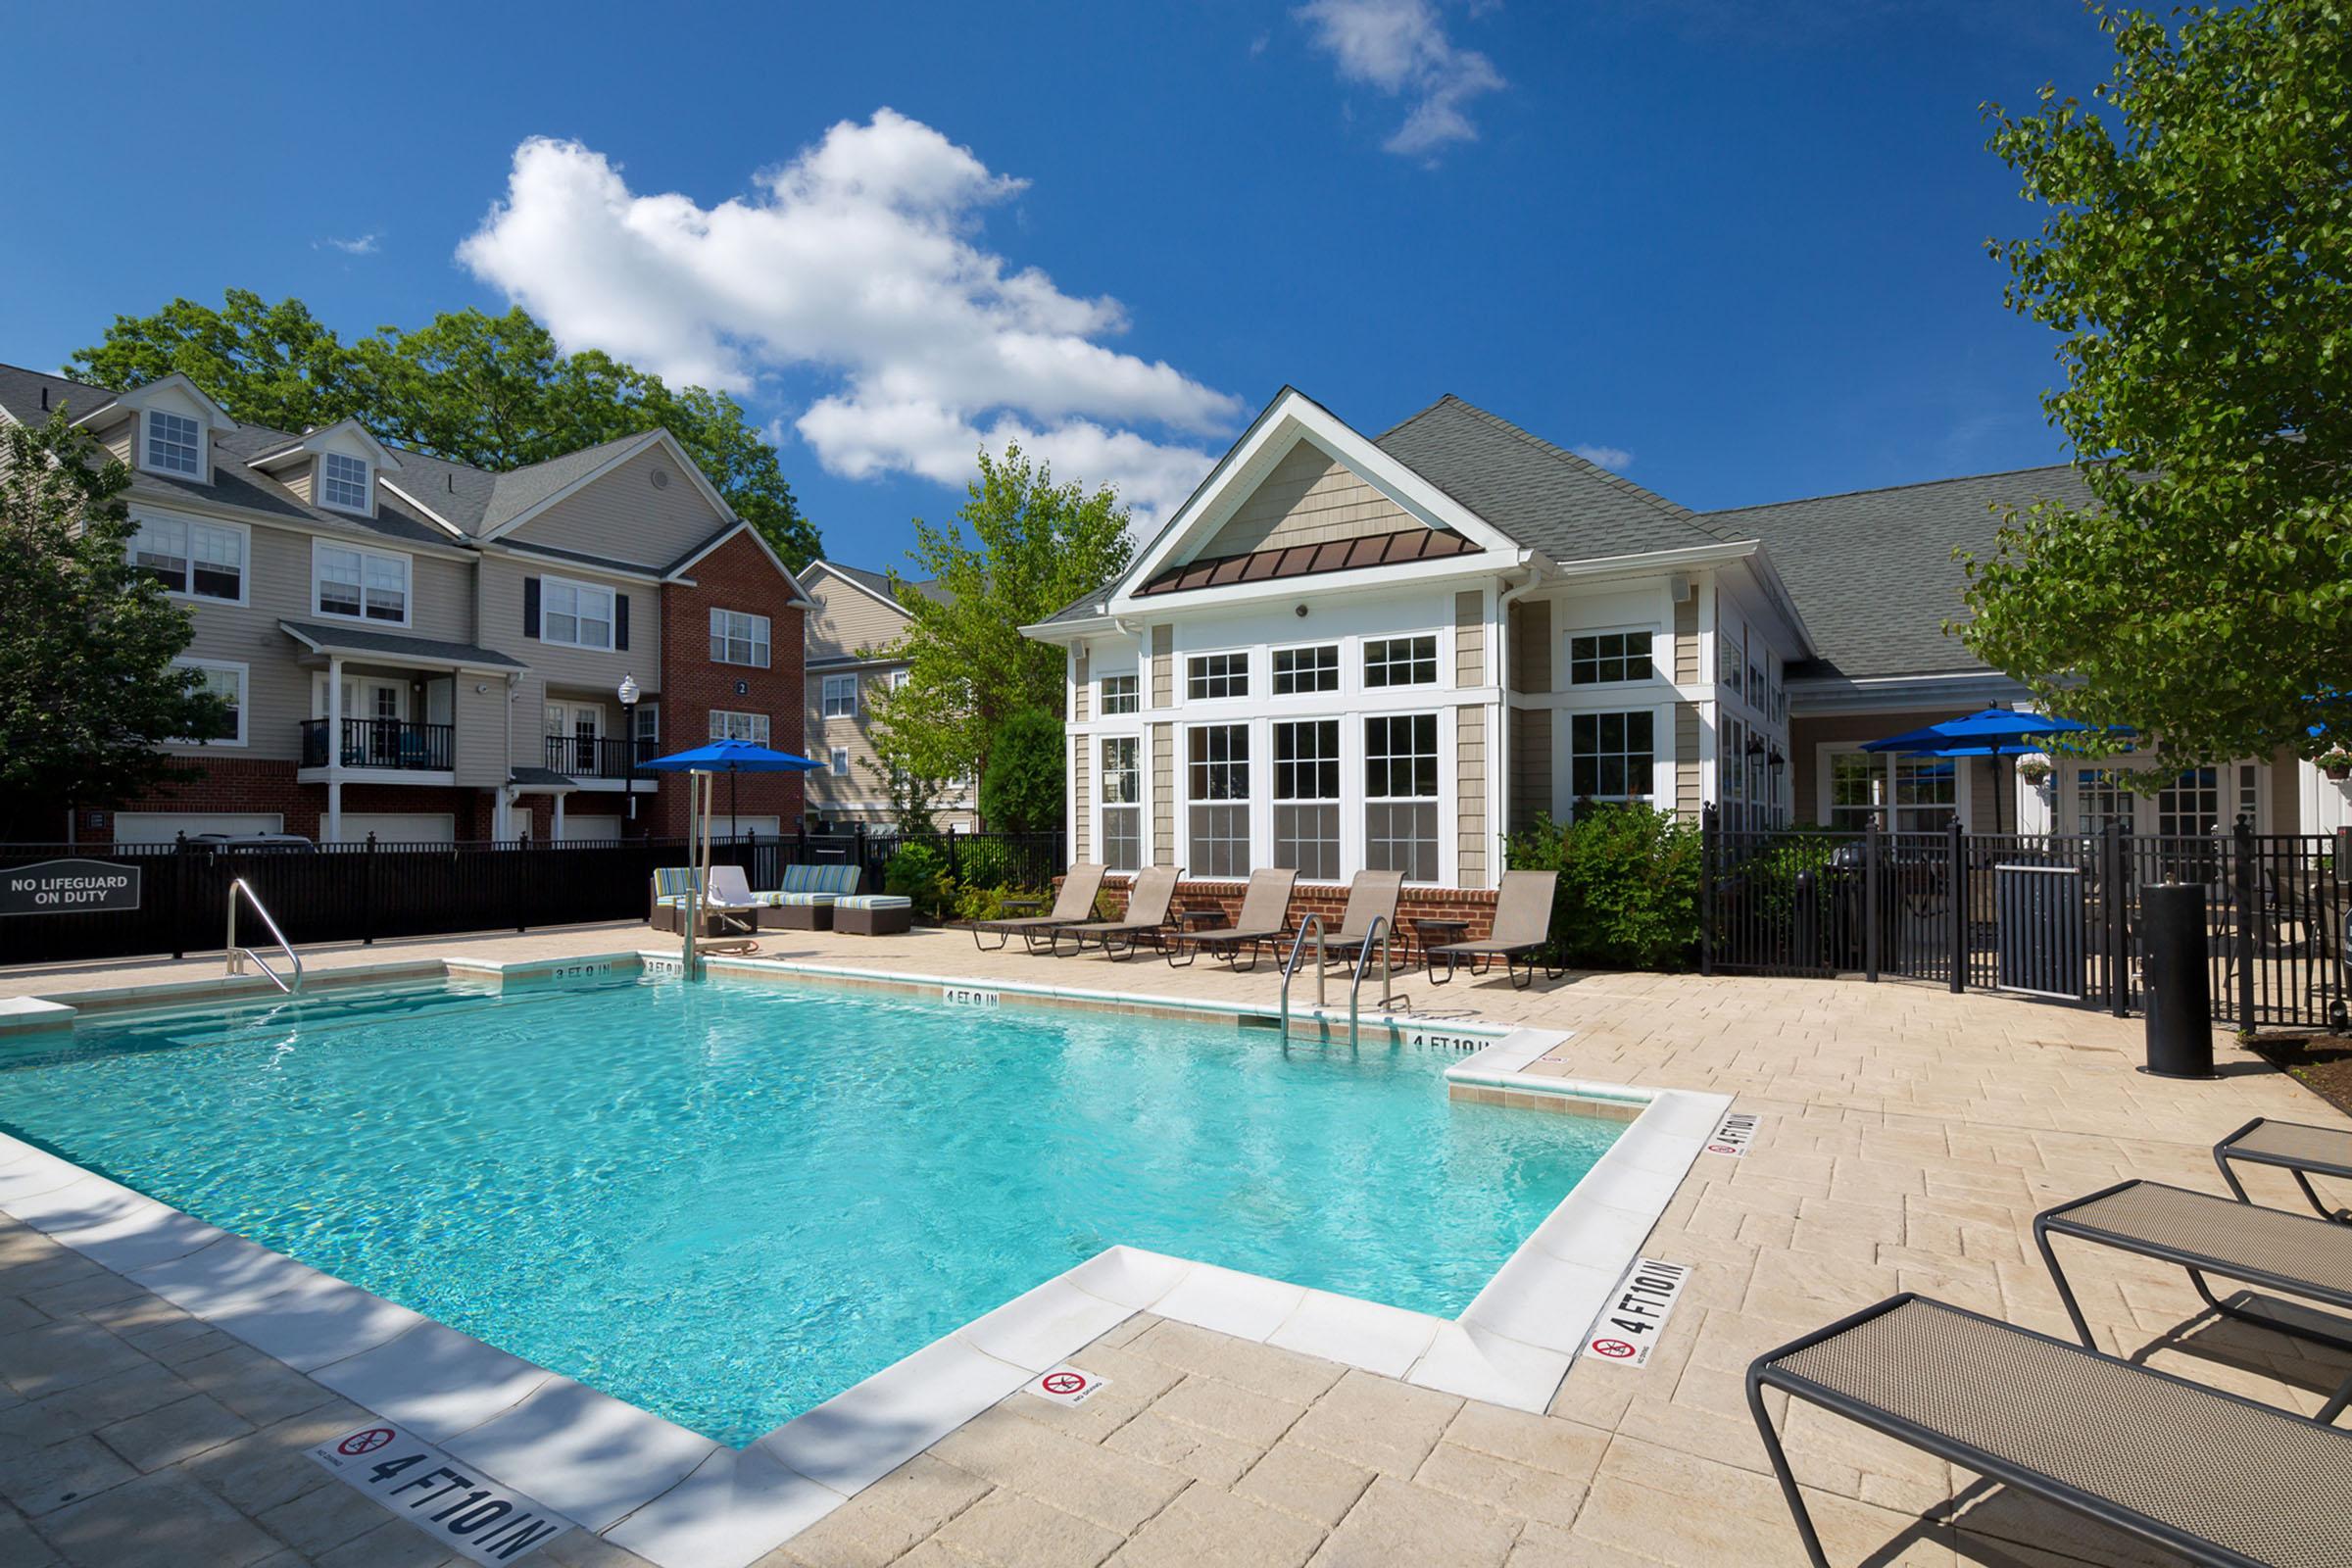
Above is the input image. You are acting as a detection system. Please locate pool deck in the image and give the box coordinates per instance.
[1,920,2345,1568]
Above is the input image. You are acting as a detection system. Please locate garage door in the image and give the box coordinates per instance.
[116,811,282,845]
[559,814,623,843]
[337,813,457,846]
[710,814,782,838]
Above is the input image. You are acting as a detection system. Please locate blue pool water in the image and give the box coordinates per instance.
[0,974,1620,1445]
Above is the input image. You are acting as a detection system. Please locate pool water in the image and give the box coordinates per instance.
[0,974,1620,1446]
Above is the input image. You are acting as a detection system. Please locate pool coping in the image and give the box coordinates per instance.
[0,951,1730,1568]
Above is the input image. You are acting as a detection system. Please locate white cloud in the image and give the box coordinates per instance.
[319,233,380,255]
[1297,0,1505,159]
[1573,443,1634,471]
[458,114,1241,527]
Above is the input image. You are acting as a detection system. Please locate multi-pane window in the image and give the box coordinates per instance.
[821,674,858,718]
[131,514,242,601]
[1828,752,1879,831]
[1101,736,1142,872]
[1363,635,1438,689]
[1891,756,1957,832]
[320,452,370,513]
[1568,631,1653,685]
[540,577,612,649]
[1570,710,1654,807]
[1364,713,1440,881]
[1099,673,1139,715]
[2076,767,2132,835]
[146,411,201,475]
[828,747,849,775]
[709,710,770,746]
[2157,767,2222,837]
[316,543,408,623]
[173,661,244,745]
[1187,723,1251,876]
[1272,644,1340,696]
[1717,627,1743,699]
[1188,652,1249,701]
[1273,719,1342,879]
[709,609,770,667]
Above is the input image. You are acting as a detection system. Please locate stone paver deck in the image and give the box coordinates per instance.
[1,922,2345,1567]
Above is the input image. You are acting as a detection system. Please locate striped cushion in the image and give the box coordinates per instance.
[655,895,689,909]
[759,891,837,906]
[835,895,912,910]
[652,867,701,899]
[779,863,863,897]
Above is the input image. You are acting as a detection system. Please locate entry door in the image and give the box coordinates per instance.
[545,702,604,773]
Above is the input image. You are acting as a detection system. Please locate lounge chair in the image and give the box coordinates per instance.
[1051,866,1182,959]
[968,862,1108,953]
[1748,1293,2352,1568]
[1163,867,1297,971]
[1299,869,1404,965]
[2216,1116,2352,1222]
[2034,1179,2352,1421]
[1424,869,1563,989]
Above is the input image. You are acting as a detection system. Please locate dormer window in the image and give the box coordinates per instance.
[146,411,202,476]
[320,452,371,514]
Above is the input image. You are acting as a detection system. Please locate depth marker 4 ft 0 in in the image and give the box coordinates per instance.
[310,1421,573,1565]
[1582,1257,1691,1369]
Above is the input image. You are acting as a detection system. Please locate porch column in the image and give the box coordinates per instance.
[325,655,344,844]
[491,785,514,841]
[551,791,566,842]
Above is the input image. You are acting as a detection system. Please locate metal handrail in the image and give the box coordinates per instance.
[1278,914,1327,1043]
[1347,914,1397,1045]
[225,878,303,994]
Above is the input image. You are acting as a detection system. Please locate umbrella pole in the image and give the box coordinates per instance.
[683,768,701,981]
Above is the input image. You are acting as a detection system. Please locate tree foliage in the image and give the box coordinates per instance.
[0,414,227,837]
[978,708,1066,833]
[1960,0,2352,762]
[867,445,1133,824]
[1504,807,1700,972]
[72,290,821,568]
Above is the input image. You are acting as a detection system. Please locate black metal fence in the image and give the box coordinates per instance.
[0,827,1065,967]
[1700,810,2352,1029]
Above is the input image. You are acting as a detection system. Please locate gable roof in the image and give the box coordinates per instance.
[1706,464,2095,681]
[808,560,950,612]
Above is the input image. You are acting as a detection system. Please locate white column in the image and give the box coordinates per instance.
[552,791,566,842]
[325,655,344,844]
[492,785,514,841]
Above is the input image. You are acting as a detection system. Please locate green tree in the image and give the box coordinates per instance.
[1960,0,2352,762]
[978,709,1066,833]
[868,444,1133,824]
[0,414,228,838]
[72,293,821,569]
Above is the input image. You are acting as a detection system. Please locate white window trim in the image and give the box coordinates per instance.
[142,410,205,479]
[171,658,248,747]
[536,572,614,651]
[1173,710,1460,888]
[1563,622,1663,688]
[1097,734,1145,871]
[1270,641,1343,698]
[1184,649,1252,704]
[710,710,772,746]
[821,673,859,718]
[710,607,772,668]
[1097,668,1140,716]
[130,508,250,607]
[1360,633,1443,692]
[828,747,851,776]
[312,538,413,628]
[1812,743,1975,831]
[318,451,374,516]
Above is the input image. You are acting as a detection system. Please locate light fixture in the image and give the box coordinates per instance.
[617,672,640,707]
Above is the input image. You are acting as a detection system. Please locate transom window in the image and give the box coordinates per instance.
[1363,635,1438,689]
[1570,710,1654,808]
[1273,719,1342,880]
[319,451,371,513]
[540,576,612,649]
[1187,723,1251,877]
[172,660,244,746]
[1101,736,1142,872]
[710,710,771,746]
[1272,644,1340,696]
[1569,630,1653,685]
[145,411,201,476]
[1364,713,1440,881]
[1187,652,1250,701]
[131,514,243,602]
[315,543,408,623]
[821,674,858,718]
[709,609,770,667]
[1100,673,1139,715]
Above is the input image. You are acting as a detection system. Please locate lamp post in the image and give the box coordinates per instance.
[617,673,640,826]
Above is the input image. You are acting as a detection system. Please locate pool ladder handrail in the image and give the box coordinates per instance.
[225,878,303,995]
[1278,913,1399,1048]
[1279,914,1327,1042]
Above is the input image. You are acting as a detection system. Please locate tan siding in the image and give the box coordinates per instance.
[1151,721,1174,864]
[1151,625,1172,708]
[1509,708,1551,831]
[1673,594,1699,683]
[805,571,908,662]
[1073,645,1090,723]
[1675,703,1702,817]
[478,555,659,696]
[506,443,731,568]
[1456,706,1487,883]
[805,666,897,814]
[2268,745,2300,830]
[452,678,509,788]
[1453,590,1484,687]
[278,459,315,507]
[1072,737,1090,854]
[1198,439,1416,559]
[1509,600,1551,694]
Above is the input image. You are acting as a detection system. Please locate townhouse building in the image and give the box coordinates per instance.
[0,364,810,845]
[799,561,975,830]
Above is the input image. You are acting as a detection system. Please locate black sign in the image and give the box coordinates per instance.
[0,859,142,916]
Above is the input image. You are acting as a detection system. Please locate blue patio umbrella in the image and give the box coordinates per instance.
[1860,710,2111,831]
[639,739,820,839]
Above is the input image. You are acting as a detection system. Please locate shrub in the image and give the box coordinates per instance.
[1505,806,1701,971]
[950,882,1025,923]
[979,709,1064,832]
[882,840,951,919]
[949,835,1011,892]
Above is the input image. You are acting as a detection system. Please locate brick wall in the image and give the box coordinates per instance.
[1092,875,1501,948]
[646,531,809,839]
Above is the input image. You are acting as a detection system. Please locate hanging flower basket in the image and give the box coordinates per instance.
[2016,754,2053,784]
[2321,749,2352,782]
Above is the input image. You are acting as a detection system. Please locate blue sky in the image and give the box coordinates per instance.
[0,1,2112,568]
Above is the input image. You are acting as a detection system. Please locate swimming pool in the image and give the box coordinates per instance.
[0,970,1624,1446]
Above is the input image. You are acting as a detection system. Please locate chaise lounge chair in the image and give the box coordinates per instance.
[1298,869,1404,966]
[1424,869,1563,989]
[1050,866,1182,959]
[968,862,1108,953]
[1163,867,1297,971]
[1748,1293,2352,1568]
[2216,1116,2352,1222]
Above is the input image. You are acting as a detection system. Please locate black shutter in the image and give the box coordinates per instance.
[522,576,540,638]
[615,593,629,651]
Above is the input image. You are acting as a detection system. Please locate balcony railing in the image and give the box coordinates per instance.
[547,735,658,780]
[300,718,456,772]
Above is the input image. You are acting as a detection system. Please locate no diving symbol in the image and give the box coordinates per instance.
[337,1427,395,1456]
[1041,1372,1087,1396]
[1027,1364,1108,1407]
[1590,1339,1637,1360]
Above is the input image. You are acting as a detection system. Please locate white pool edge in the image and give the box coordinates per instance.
[0,953,1728,1568]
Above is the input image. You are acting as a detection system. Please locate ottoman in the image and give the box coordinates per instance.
[764,892,837,931]
[833,895,913,936]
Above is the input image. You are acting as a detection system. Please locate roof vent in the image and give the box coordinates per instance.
[650,467,670,491]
